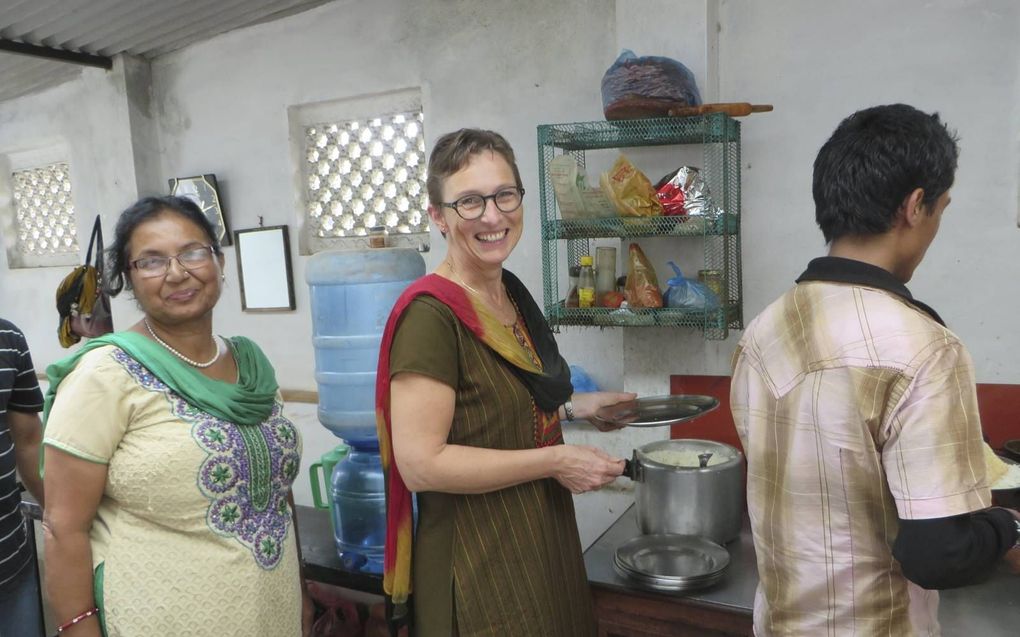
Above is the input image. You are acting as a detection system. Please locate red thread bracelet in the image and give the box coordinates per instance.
[57,607,99,633]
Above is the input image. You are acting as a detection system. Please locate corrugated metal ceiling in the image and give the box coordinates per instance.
[0,0,333,103]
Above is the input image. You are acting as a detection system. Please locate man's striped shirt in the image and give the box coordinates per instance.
[0,319,44,590]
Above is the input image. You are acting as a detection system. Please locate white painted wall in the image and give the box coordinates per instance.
[0,57,153,360]
[2,0,1019,548]
[721,0,1020,384]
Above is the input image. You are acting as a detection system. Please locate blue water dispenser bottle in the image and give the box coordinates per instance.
[306,246,425,573]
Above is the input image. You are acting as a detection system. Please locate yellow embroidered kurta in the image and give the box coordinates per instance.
[44,346,302,636]
[390,297,595,637]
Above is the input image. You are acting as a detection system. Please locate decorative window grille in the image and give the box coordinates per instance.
[303,110,428,241]
[11,162,78,256]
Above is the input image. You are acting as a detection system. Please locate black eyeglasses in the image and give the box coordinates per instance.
[129,245,216,278]
[441,187,525,220]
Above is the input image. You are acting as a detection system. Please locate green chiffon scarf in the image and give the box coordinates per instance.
[43,331,279,428]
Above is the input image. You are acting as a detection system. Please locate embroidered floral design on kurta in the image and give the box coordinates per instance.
[112,350,300,570]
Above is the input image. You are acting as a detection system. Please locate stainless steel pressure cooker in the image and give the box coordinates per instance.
[621,438,744,544]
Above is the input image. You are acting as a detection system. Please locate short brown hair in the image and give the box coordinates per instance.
[426,129,523,207]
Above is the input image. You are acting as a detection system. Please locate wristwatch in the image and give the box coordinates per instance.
[1013,518,1020,549]
[563,400,575,422]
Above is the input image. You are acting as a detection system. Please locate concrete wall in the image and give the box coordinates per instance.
[0,58,151,348]
[1,0,1019,547]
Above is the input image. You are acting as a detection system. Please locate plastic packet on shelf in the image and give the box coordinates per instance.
[591,302,653,326]
[655,166,723,218]
[550,155,617,219]
[580,188,617,218]
[600,154,664,218]
[663,261,719,311]
[549,155,586,220]
[601,49,702,120]
[623,243,663,308]
[594,302,655,326]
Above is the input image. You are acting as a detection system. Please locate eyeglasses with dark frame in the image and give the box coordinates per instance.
[441,187,525,220]
[129,245,216,279]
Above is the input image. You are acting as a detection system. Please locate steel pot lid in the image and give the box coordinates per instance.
[594,394,719,428]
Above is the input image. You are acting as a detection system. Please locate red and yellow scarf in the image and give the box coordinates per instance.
[374,271,572,606]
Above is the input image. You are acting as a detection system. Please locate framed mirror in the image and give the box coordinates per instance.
[234,225,296,312]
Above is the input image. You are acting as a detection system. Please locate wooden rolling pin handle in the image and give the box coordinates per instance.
[667,103,774,117]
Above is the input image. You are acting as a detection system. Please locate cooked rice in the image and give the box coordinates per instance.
[992,463,1020,490]
[645,448,728,468]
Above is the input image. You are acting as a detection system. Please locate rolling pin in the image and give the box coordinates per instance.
[668,103,773,117]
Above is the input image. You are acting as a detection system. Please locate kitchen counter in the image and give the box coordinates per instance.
[584,506,754,635]
[584,506,1020,636]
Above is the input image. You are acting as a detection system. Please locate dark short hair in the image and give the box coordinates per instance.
[813,104,959,243]
[106,195,222,296]
[426,129,523,207]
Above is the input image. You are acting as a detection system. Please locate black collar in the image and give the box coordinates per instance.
[795,256,945,326]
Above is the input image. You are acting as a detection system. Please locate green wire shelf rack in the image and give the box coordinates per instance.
[537,114,743,340]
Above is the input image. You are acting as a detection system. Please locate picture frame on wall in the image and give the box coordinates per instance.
[169,174,231,246]
[234,225,296,312]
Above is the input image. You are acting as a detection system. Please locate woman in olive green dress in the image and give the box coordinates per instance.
[377,129,633,636]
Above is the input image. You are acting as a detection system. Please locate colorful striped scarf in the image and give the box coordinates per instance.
[375,271,572,608]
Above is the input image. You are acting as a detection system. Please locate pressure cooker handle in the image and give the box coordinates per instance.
[622,451,642,482]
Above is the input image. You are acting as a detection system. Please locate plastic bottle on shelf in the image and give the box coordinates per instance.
[578,256,596,308]
[565,265,580,308]
[595,246,617,305]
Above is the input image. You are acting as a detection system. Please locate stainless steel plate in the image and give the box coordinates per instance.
[595,394,720,428]
[614,534,729,584]
[613,559,726,592]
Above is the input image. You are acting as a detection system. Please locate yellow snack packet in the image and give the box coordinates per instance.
[600,154,664,217]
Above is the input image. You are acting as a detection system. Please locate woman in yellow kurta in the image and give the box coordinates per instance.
[378,129,633,636]
[42,196,310,636]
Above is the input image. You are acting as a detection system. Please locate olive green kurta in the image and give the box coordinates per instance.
[390,296,595,637]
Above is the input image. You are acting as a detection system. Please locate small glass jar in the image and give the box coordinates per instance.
[698,269,724,299]
[368,226,387,248]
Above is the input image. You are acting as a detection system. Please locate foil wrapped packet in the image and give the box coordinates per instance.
[655,166,722,217]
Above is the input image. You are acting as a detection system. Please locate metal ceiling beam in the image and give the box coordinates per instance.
[0,37,112,69]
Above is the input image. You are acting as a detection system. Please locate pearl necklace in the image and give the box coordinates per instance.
[144,318,220,368]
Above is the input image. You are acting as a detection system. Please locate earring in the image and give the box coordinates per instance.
[221,274,226,281]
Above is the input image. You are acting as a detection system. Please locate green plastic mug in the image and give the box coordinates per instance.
[309,443,350,516]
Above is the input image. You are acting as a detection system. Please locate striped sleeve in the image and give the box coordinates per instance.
[6,327,43,413]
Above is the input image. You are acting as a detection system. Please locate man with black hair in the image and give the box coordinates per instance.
[731,104,1020,636]
[0,318,45,636]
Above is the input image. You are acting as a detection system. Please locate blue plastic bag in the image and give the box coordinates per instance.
[569,365,600,393]
[663,262,719,311]
[601,49,702,119]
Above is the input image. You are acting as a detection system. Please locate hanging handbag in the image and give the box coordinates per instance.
[56,214,114,347]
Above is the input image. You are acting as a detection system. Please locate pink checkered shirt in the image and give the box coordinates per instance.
[731,279,990,637]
